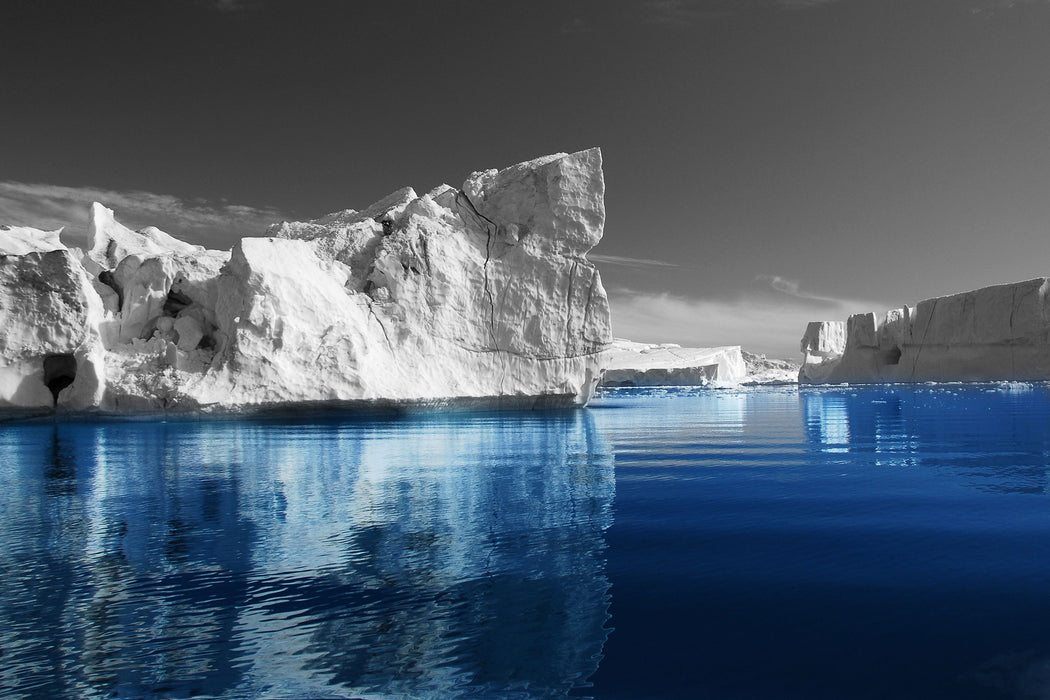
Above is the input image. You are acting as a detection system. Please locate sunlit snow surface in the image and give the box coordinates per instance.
[4,384,1050,698]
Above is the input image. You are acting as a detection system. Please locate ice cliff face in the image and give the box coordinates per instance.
[799,278,1050,383]
[0,237,107,409]
[0,149,612,414]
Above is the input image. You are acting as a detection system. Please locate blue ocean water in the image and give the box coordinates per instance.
[2,385,1050,698]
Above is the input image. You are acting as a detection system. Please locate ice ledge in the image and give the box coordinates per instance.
[799,278,1050,384]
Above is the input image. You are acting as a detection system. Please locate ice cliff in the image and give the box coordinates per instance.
[0,149,612,414]
[799,278,1050,384]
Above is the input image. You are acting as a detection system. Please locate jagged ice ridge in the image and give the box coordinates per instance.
[0,149,612,414]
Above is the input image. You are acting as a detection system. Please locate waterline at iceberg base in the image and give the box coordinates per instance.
[6,385,1050,698]
[0,149,611,416]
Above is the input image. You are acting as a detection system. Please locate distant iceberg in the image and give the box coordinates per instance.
[0,149,612,415]
[601,340,746,387]
[600,339,798,387]
[799,278,1050,384]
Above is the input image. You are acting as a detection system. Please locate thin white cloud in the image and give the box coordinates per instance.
[756,273,841,304]
[0,181,293,251]
[590,253,682,269]
[607,284,887,359]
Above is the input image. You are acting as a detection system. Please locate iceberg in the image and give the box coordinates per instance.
[601,339,747,387]
[600,340,798,387]
[0,149,612,414]
[799,278,1050,384]
[740,351,800,385]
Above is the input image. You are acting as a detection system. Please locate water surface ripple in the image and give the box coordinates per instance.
[586,385,1050,700]
[4,385,1050,698]
[0,411,613,699]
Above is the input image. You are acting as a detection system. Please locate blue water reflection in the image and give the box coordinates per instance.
[586,385,1050,700]
[9,386,1050,699]
[0,412,613,699]
[802,384,1050,492]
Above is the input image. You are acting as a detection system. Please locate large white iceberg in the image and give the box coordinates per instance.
[799,278,1050,384]
[0,149,612,414]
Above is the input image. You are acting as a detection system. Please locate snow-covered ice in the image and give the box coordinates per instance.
[0,149,612,414]
[799,278,1050,384]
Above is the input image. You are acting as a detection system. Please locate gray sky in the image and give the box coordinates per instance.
[4,0,1050,358]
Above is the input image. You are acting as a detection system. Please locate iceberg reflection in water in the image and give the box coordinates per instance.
[802,383,1050,492]
[10,386,1050,699]
[0,411,613,699]
[585,385,1050,699]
